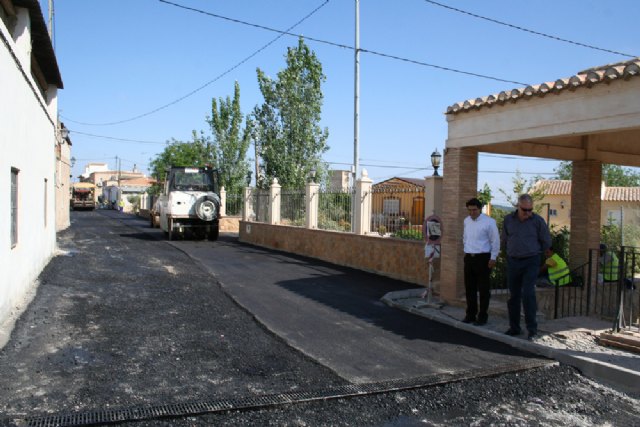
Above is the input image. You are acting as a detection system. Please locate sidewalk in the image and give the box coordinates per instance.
[382,289,640,396]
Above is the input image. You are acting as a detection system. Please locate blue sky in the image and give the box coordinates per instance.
[46,0,639,204]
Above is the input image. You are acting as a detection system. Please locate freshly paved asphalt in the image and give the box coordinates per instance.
[0,210,551,423]
[134,215,547,384]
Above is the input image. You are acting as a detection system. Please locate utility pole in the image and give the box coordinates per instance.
[116,156,121,186]
[353,0,360,185]
[47,0,54,46]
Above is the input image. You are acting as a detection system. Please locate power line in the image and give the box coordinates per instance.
[62,1,330,126]
[423,0,636,58]
[70,130,167,144]
[64,0,530,127]
[160,0,527,85]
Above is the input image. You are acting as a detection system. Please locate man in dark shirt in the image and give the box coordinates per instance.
[501,194,551,340]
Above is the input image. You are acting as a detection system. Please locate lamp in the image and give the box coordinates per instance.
[430,149,442,177]
[71,156,76,168]
[245,171,252,186]
[560,200,565,209]
[309,167,317,183]
[60,127,69,140]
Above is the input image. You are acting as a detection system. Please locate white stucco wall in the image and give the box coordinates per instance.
[0,9,58,327]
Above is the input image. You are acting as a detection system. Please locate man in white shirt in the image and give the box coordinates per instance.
[462,198,500,325]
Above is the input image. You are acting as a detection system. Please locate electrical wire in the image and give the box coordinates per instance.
[423,0,636,58]
[70,130,167,144]
[63,0,530,127]
[62,0,330,126]
[160,0,527,85]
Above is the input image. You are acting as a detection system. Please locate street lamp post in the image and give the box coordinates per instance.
[430,149,442,177]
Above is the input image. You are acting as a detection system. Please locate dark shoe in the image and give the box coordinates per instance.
[504,329,521,336]
[528,331,538,341]
[462,316,475,324]
[473,319,487,326]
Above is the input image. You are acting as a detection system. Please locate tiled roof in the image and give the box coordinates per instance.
[535,179,640,202]
[446,58,640,115]
[534,180,571,195]
[604,187,640,202]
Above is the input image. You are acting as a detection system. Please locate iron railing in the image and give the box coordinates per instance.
[281,190,306,227]
[318,187,354,232]
[225,192,243,217]
[370,186,424,236]
[249,189,269,223]
[552,247,640,334]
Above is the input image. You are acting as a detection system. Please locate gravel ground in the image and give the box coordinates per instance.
[124,365,639,426]
[0,212,346,418]
[1,211,639,426]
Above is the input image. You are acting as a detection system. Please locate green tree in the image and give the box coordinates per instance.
[498,170,545,208]
[208,81,252,194]
[149,132,211,185]
[252,37,329,189]
[477,183,492,206]
[554,161,640,186]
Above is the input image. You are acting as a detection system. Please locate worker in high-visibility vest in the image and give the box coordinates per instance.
[540,247,571,287]
[599,243,619,282]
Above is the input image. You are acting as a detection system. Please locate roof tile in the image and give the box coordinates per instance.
[447,58,640,115]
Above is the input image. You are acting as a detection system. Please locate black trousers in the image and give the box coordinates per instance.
[464,253,491,321]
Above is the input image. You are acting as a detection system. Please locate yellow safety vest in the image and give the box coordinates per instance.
[548,253,571,286]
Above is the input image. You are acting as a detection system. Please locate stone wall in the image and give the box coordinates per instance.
[239,221,438,288]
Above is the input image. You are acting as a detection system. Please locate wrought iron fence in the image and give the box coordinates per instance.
[225,191,243,217]
[370,186,424,239]
[249,189,269,223]
[281,190,306,227]
[552,247,640,334]
[318,187,354,232]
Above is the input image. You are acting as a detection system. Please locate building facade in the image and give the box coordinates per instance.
[1,0,64,326]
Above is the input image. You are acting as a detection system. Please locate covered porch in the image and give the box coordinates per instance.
[439,58,640,303]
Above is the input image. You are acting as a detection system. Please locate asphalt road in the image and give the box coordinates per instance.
[1,210,638,426]
[167,231,544,384]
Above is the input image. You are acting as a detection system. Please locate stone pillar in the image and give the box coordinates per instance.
[242,186,253,221]
[269,178,281,225]
[570,160,602,268]
[306,181,319,229]
[354,169,373,235]
[439,147,479,303]
[424,176,443,217]
[219,186,226,217]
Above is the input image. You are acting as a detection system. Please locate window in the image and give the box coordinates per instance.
[549,209,558,217]
[383,198,400,215]
[11,168,19,247]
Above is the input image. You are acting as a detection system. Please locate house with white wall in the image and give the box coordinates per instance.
[0,0,64,326]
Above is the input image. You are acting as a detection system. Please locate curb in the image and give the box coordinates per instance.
[381,290,640,396]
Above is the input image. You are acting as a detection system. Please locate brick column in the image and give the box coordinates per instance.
[439,147,478,302]
[570,160,602,268]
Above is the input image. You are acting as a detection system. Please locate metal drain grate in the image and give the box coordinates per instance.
[18,359,554,427]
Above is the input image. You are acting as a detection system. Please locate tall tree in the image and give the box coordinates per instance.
[149,132,211,183]
[208,81,252,194]
[553,161,640,186]
[252,37,329,189]
[499,170,545,208]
